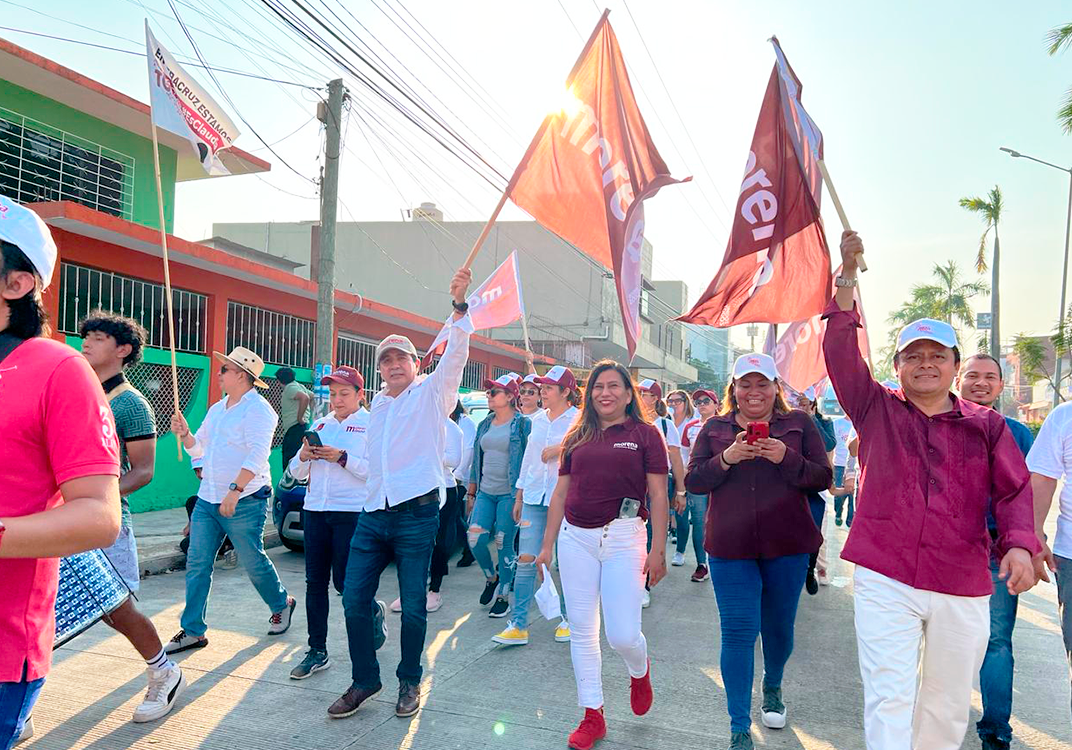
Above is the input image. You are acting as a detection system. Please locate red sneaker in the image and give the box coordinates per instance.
[630,660,653,716]
[568,707,606,750]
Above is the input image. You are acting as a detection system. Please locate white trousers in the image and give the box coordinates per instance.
[853,565,990,750]
[558,517,649,709]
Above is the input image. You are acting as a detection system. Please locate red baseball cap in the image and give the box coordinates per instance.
[322,365,365,390]
[535,365,577,392]
[692,389,719,404]
[483,374,520,399]
[638,379,663,399]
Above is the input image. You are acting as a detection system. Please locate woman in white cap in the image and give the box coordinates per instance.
[168,347,295,654]
[467,374,531,618]
[492,365,579,647]
[637,379,685,607]
[518,373,543,417]
[686,353,832,750]
[287,366,377,681]
[535,360,668,750]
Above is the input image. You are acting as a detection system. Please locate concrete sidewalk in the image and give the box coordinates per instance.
[24,510,1072,750]
[131,506,281,577]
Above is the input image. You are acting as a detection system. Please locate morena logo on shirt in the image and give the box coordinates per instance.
[345,425,365,433]
[613,441,639,451]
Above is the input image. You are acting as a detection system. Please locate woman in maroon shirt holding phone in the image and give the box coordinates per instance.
[536,360,669,750]
[686,353,831,750]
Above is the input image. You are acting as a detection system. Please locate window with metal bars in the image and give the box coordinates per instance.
[58,262,207,354]
[227,301,315,369]
[0,107,134,220]
[337,333,383,393]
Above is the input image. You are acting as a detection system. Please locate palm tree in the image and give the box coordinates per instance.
[1046,23,1072,132]
[959,186,1003,361]
[885,260,989,365]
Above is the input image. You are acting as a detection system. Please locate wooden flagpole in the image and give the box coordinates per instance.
[149,122,184,460]
[817,159,867,272]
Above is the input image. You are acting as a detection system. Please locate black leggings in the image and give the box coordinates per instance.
[429,484,464,592]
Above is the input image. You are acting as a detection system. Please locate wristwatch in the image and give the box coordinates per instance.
[451,299,470,314]
[338,450,348,468]
[675,491,687,497]
[228,482,245,493]
[834,275,858,288]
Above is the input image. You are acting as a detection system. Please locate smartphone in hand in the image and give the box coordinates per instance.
[746,422,769,445]
[303,430,323,447]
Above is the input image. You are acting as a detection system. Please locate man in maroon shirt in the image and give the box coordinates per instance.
[822,231,1039,750]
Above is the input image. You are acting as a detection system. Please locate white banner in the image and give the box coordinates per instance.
[145,21,240,176]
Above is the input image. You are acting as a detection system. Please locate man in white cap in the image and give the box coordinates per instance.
[0,195,122,747]
[167,346,295,655]
[823,231,1039,750]
[331,268,472,721]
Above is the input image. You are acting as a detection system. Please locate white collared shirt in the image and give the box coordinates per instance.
[454,413,476,484]
[185,389,277,504]
[288,408,370,512]
[365,314,473,509]
[516,405,579,506]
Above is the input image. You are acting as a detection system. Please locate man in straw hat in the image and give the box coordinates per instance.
[329,267,472,721]
[167,346,295,655]
[0,195,121,748]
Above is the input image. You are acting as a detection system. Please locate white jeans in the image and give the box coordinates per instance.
[853,565,990,750]
[558,517,649,709]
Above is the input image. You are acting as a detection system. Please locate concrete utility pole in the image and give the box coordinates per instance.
[315,78,345,378]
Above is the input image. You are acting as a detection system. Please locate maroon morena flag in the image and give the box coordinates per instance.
[678,54,830,329]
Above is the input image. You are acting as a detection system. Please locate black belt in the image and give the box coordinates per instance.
[382,489,439,513]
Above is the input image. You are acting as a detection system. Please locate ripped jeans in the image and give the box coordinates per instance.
[512,503,568,630]
[468,490,518,598]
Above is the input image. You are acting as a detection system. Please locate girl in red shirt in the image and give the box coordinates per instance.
[536,360,669,750]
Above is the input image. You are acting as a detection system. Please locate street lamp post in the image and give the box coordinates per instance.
[1000,147,1072,407]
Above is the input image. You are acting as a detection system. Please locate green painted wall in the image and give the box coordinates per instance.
[0,79,177,232]
[65,336,314,512]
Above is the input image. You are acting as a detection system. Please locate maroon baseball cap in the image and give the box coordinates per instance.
[322,365,365,390]
[692,389,719,403]
[638,379,663,399]
[535,365,577,392]
[483,374,520,399]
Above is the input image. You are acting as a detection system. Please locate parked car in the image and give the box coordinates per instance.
[461,392,490,425]
[273,470,306,552]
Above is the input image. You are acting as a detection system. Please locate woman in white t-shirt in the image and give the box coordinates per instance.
[670,389,720,582]
[287,366,372,680]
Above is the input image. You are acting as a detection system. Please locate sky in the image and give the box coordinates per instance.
[8,0,1072,355]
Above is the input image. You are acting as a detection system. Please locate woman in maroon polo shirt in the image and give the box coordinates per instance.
[686,353,831,750]
[536,360,669,750]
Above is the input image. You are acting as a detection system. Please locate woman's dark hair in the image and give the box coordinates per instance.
[0,240,49,339]
[720,376,792,416]
[276,367,296,384]
[450,399,466,423]
[563,360,648,456]
[79,310,147,366]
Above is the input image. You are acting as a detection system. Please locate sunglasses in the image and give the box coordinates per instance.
[519,388,539,396]
[667,397,686,404]
[486,389,508,398]
[694,397,714,406]
[219,365,231,375]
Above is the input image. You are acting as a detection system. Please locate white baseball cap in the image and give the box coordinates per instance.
[521,373,540,385]
[732,353,778,381]
[895,318,958,354]
[0,195,57,289]
[376,334,418,363]
[638,378,663,399]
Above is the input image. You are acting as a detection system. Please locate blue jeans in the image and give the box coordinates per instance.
[710,554,809,733]
[1057,555,1072,727]
[675,492,708,564]
[342,496,439,689]
[0,666,43,750]
[180,490,289,637]
[469,490,518,597]
[303,509,359,652]
[833,465,854,524]
[512,503,567,630]
[977,557,1018,742]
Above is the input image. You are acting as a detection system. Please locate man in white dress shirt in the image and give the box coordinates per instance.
[167,346,294,654]
[329,268,472,721]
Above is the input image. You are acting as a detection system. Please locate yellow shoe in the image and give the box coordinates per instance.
[492,625,529,646]
[554,621,571,643]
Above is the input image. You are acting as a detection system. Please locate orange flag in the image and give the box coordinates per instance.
[504,10,688,358]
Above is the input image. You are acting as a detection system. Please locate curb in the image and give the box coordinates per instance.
[138,529,283,578]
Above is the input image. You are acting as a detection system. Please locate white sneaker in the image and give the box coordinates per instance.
[426,592,443,612]
[132,664,186,723]
[816,569,830,587]
[642,590,651,609]
[671,551,686,567]
[14,715,33,745]
[390,597,403,613]
[217,548,238,570]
